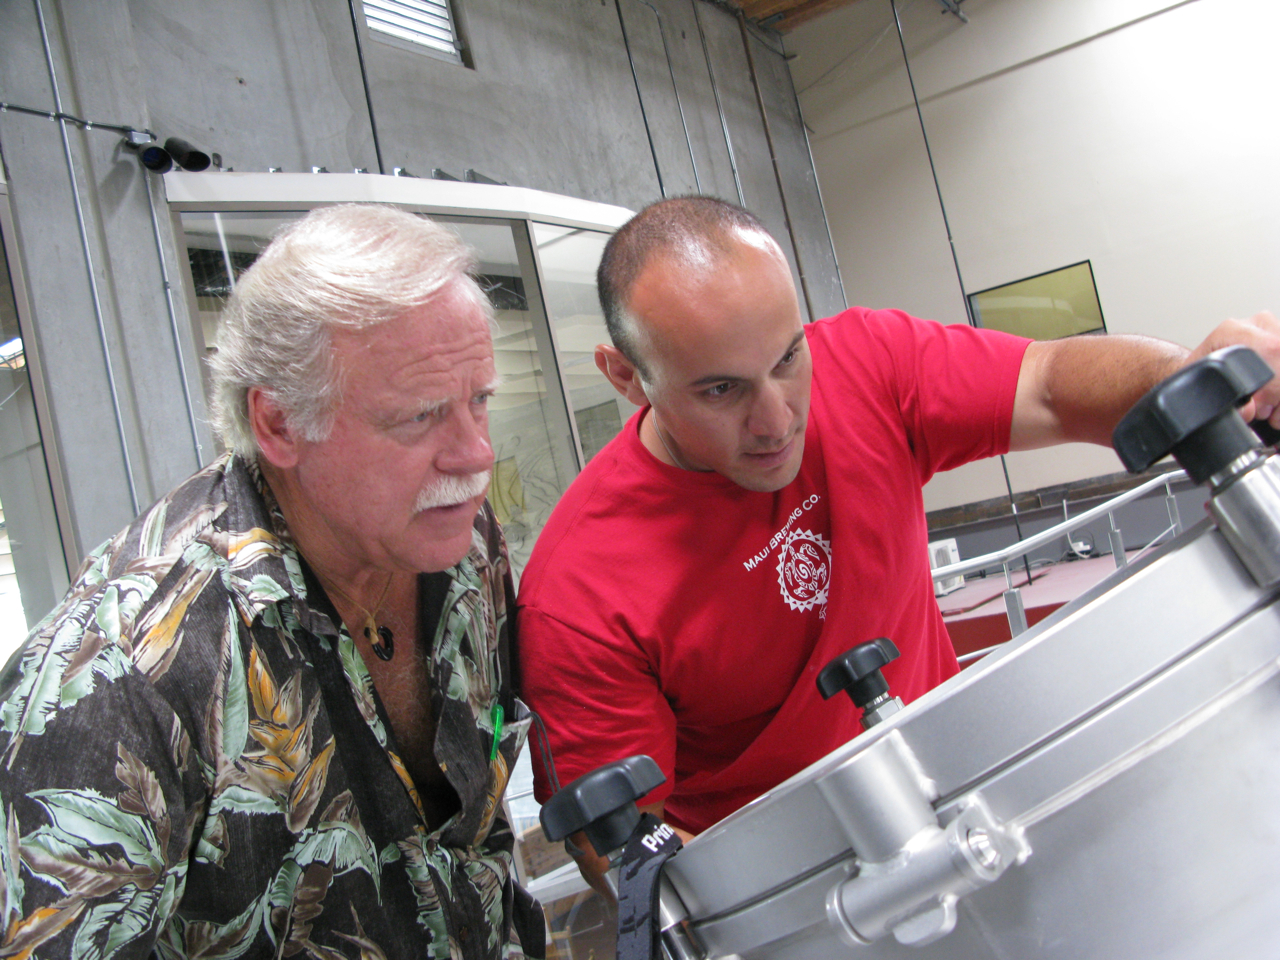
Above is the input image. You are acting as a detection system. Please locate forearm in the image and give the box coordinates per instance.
[1010,335,1188,450]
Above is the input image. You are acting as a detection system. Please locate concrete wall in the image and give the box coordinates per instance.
[0,0,842,564]
[788,0,1280,512]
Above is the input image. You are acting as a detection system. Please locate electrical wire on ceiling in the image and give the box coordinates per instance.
[779,32,847,309]
[2,107,206,475]
[614,0,667,196]
[796,0,920,95]
[738,8,815,322]
[634,0,702,193]
[30,0,141,513]
[692,0,746,205]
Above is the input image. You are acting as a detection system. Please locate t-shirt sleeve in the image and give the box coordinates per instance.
[819,308,1030,482]
[517,605,676,809]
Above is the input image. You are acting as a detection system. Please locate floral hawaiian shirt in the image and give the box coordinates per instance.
[0,454,544,960]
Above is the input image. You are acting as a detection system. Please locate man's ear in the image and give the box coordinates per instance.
[248,387,300,469]
[595,345,652,407]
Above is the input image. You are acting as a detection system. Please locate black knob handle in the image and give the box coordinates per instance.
[1251,418,1280,449]
[1113,345,1274,484]
[539,755,666,857]
[817,638,900,710]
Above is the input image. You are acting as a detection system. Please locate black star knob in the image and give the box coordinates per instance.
[1113,345,1273,484]
[540,755,666,858]
[817,637,901,719]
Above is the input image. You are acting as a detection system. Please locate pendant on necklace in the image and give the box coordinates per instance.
[365,624,395,661]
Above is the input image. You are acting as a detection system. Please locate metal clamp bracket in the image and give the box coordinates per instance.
[818,731,1030,947]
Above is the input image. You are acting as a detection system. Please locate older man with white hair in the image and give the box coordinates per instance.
[0,205,544,959]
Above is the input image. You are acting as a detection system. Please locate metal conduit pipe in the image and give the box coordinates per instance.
[346,0,386,175]
[890,0,969,321]
[632,0,701,193]
[615,0,666,197]
[737,10,816,322]
[888,0,1021,587]
[782,36,847,310]
[0,101,138,134]
[2,106,204,472]
[141,173,205,468]
[32,0,141,514]
[691,0,745,205]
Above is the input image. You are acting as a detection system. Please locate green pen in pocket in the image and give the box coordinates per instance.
[489,702,504,762]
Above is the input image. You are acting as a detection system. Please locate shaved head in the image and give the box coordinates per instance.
[597,196,782,378]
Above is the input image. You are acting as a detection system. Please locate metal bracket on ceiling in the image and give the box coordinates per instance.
[934,0,968,23]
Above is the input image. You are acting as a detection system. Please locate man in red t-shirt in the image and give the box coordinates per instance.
[517,196,1280,888]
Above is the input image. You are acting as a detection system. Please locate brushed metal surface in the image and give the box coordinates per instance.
[665,516,1280,958]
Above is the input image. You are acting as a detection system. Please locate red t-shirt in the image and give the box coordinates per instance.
[517,307,1029,833]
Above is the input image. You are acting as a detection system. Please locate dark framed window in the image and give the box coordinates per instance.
[968,261,1106,340]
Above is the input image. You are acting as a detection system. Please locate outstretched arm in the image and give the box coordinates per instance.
[1009,312,1280,451]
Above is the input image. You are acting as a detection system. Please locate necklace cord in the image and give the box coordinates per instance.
[314,569,397,661]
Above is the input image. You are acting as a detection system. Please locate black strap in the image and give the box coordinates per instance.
[616,813,684,960]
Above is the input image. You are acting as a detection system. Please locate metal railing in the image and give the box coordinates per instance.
[934,469,1188,662]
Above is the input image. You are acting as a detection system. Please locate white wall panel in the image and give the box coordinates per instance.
[791,0,1280,510]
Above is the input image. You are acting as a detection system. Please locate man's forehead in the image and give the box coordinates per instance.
[643,302,803,382]
[332,294,495,379]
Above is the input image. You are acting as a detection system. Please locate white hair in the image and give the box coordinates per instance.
[209,203,491,457]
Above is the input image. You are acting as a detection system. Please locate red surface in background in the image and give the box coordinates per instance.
[940,553,1135,659]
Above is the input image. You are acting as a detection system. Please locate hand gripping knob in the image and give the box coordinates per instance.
[817,638,901,724]
[1113,346,1274,484]
[539,755,666,857]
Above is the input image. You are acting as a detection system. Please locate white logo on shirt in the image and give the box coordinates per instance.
[743,495,822,572]
[776,529,831,617]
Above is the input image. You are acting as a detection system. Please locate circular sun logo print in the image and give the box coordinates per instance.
[775,529,832,613]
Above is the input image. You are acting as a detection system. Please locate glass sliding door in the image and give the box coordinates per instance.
[178,211,299,383]
[440,218,578,571]
[532,223,631,464]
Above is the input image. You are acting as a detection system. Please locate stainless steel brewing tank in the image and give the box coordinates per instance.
[663,514,1280,959]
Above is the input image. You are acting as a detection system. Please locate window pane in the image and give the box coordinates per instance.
[440,219,578,571]
[532,224,630,464]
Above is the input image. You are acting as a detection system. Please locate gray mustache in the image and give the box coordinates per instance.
[414,469,492,512]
